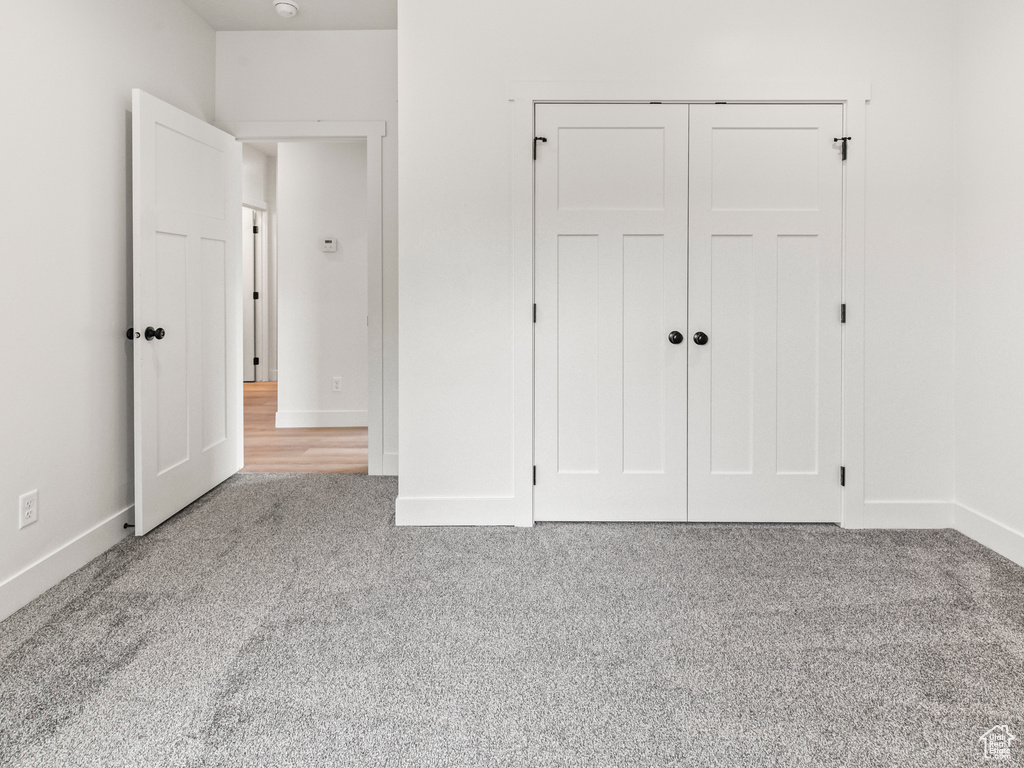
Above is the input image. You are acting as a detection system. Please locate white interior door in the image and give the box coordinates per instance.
[687,104,844,522]
[534,103,689,521]
[132,89,243,536]
[242,208,256,382]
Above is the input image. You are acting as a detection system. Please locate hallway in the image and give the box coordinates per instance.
[241,382,368,473]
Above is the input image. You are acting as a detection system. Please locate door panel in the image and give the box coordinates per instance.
[688,104,843,523]
[534,104,688,521]
[132,89,242,535]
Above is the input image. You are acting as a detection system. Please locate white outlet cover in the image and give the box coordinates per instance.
[332,377,343,391]
[19,489,38,529]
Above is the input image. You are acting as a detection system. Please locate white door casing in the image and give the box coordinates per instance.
[534,104,689,521]
[132,89,243,535]
[687,104,844,522]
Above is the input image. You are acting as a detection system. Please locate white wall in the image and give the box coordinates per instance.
[0,0,215,619]
[216,31,399,467]
[953,0,1024,562]
[276,142,369,426]
[397,0,957,518]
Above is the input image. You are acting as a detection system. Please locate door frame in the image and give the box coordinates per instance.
[241,204,269,382]
[219,121,388,475]
[509,82,870,528]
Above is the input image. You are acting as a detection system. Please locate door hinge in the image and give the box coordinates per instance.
[841,303,846,323]
[533,465,537,485]
[533,136,547,160]
[533,304,537,323]
[840,466,846,487]
[834,136,852,161]
[254,357,260,366]
[253,291,259,300]
[253,225,259,234]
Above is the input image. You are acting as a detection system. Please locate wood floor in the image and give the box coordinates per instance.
[240,382,368,473]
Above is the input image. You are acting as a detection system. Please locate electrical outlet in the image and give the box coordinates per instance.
[19,490,38,529]
[332,377,343,392]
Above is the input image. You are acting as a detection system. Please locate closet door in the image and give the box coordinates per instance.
[687,104,844,522]
[534,103,689,521]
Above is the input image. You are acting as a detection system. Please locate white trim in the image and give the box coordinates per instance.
[395,497,518,526]
[275,410,368,428]
[242,197,267,211]
[861,501,954,529]
[218,121,386,139]
[221,120,387,475]
[954,503,1024,569]
[0,506,133,623]
[510,80,870,528]
[383,452,399,476]
[508,80,872,104]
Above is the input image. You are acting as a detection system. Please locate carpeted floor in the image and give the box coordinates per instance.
[1,474,1023,767]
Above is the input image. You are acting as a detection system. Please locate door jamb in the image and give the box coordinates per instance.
[220,121,387,475]
[509,83,869,528]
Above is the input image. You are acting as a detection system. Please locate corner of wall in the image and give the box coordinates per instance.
[954,503,1024,569]
[0,506,133,623]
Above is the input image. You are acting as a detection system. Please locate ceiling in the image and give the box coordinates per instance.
[180,0,396,31]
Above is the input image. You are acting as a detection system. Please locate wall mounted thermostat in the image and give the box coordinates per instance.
[321,238,337,253]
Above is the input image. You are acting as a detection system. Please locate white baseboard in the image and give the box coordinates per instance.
[861,501,954,529]
[382,452,399,476]
[954,503,1024,569]
[395,496,516,526]
[275,410,368,428]
[0,506,133,623]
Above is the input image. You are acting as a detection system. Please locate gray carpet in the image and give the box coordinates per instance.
[1,474,1023,767]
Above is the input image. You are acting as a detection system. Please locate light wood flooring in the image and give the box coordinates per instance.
[240,381,368,473]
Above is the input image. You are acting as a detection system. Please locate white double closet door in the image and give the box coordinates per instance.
[534,103,843,523]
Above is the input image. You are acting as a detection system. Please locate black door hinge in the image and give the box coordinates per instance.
[834,136,852,161]
[533,466,537,485]
[253,291,259,300]
[533,304,537,323]
[254,357,260,366]
[253,225,259,234]
[841,303,846,323]
[840,466,846,487]
[533,136,547,160]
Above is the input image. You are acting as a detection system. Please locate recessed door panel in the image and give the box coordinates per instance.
[776,235,821,475]
[711,128,819,211]
[556,235,601,474]
[155,232,189,473]
[558,128,665,210]
[201,237,229,452]
[709,234,754,475]
[623,235,667,474]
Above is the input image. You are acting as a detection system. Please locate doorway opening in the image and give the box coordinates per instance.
[238,139,369,474]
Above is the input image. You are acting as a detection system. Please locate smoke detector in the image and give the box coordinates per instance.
[273,1,299,18]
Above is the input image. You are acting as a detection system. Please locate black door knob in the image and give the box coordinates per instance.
[693,331,708,345]
[668,331,683,345]
[145,326,166,341]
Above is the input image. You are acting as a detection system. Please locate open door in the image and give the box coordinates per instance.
[131,89,242,535]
